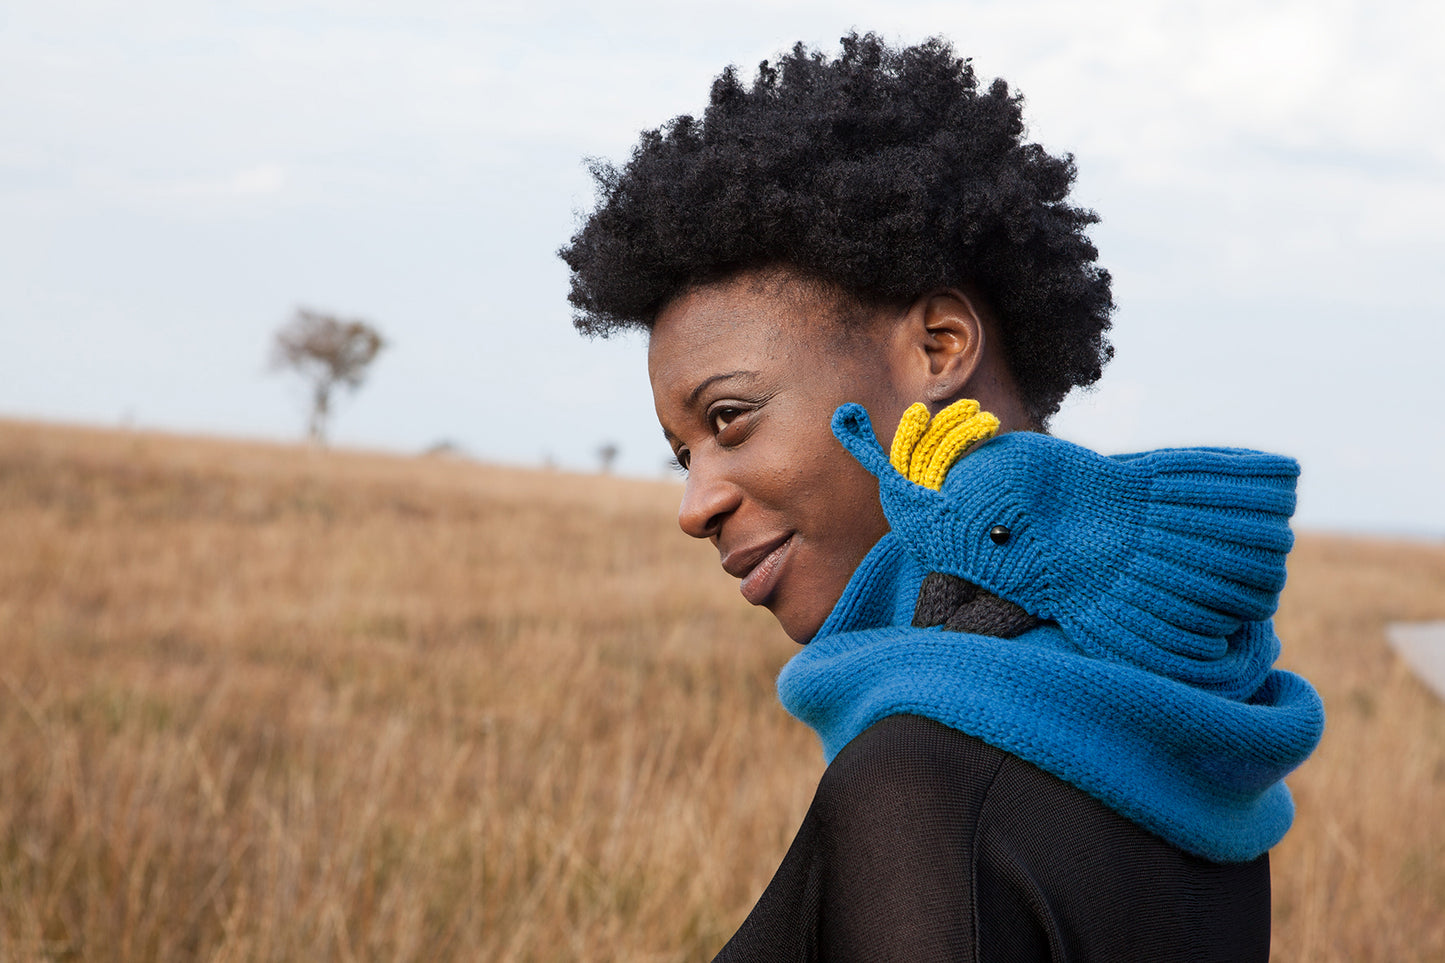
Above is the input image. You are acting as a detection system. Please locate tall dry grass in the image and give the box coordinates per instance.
[0,418,1441,961]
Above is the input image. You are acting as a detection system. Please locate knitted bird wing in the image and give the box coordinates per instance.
[831,402,1301,696]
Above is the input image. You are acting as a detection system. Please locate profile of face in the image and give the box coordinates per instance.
[648,269,1018,642]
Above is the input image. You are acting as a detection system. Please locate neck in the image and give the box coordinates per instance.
[954,345,1039,434]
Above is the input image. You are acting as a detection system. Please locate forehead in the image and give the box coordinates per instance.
[648,272,851,376]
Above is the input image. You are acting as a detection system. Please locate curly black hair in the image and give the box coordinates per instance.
[559,32,1114,424]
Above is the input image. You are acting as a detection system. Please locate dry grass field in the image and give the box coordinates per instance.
[1,418,1442,962]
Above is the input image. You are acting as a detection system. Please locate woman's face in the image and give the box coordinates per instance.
[649,272,914,642]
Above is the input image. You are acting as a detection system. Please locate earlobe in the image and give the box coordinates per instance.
[918,291,985,405]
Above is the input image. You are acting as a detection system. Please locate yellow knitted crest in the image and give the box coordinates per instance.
[888,399,1000,490]
[888,403,932,476]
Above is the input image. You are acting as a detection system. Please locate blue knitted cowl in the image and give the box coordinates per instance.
[776,404,1325,863]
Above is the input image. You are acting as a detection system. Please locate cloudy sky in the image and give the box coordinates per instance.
[3,0,1442,535]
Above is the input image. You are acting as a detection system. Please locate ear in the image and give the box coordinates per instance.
[913,290,986,407]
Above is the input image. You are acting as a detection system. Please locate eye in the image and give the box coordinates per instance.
[710,406,742,434]
[672,448,691,472]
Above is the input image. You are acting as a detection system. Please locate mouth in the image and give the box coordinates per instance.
[721,533,795,606]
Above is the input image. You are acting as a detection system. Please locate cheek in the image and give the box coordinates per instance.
[767,392,888,556]
[834,488,889,560]
[805,457,888,562]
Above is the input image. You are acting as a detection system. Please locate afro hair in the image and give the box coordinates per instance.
[559,32,1114,424]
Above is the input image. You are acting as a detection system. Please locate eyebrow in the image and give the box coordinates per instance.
[686,369,759,407]
[660,370,761,445]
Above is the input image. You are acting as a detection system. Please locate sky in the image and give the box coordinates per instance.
[2,0,1442,535]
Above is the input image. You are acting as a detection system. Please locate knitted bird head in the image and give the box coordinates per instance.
[832,401,1301,694]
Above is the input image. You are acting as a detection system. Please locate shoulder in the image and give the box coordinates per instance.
[714,715,1270,961]
[803,711,1005,908]
[818,715,1273,961]
[815,713,1010,819]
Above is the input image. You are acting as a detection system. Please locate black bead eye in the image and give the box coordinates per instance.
[989,525,1012,545]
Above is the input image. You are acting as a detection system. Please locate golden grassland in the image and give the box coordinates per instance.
[1,418,1442,962]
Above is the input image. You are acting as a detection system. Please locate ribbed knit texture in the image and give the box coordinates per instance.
[774,405,1326,864]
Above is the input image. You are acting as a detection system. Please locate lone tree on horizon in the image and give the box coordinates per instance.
[597,442,619,474]
[270,308,386,446]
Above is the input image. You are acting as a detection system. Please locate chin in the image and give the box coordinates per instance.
[771,602,826,645]
[769,575,852,643]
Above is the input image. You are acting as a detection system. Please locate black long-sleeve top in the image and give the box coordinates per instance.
[712,714,1270,962]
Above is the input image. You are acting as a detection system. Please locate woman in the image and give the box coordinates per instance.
[560,34,1323,960]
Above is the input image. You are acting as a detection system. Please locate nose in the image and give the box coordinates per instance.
[677,461,742,540]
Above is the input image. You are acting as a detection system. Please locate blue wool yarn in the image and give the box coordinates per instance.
[775,405,1326,864]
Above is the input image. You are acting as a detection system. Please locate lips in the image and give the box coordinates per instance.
[721,533,795,606]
